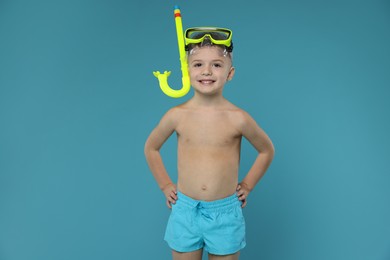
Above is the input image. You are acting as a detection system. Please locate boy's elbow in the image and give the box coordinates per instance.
[269,144,275,159]
[144,144,149,157]
[144,140,159,157]
[263,143,275,161]
[144,140,152,157]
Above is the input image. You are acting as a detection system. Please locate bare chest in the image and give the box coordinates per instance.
[176,111,241,147]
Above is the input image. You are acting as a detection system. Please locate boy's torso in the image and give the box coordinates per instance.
[174,101,244,201]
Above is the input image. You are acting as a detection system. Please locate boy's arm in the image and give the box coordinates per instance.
[144,109,179,208]
[237,111,275,207]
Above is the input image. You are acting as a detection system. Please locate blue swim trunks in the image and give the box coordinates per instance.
[164,191,246,255]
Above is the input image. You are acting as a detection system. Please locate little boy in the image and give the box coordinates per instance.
[145,27,275,260]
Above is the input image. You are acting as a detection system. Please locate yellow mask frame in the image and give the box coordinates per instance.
[184,27,233,52]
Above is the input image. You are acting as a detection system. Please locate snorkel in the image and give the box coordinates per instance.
[153,6,190,98]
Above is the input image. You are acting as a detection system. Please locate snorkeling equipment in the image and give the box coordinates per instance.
[185,27,233,52]
[152,7,234,98]
[152,6,190,98]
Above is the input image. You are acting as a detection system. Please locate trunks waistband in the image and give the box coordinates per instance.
[176,191,241,211]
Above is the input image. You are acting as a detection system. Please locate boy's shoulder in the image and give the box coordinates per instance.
[219,101,258,128]
[164,101,190,115]
[160,102,189,122]
[218,100,252,118]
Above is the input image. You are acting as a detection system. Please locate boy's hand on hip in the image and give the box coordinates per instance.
[162,183,177,209]
[236,183,251,208]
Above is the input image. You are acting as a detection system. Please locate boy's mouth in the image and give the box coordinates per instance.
[199,79,215,84]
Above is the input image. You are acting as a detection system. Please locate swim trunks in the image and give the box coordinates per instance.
[164,191,246,255]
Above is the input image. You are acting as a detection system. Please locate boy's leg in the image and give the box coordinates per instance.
[208,252,240,260]
[172,249,203,260]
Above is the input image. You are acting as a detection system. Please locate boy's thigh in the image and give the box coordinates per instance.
[172,249,203,260]
[209,251,240,260]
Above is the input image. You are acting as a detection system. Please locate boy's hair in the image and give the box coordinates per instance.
[186,40,234,61]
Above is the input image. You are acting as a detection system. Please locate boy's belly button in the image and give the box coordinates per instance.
[201,185,207,191]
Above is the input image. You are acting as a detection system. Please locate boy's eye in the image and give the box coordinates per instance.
[193,63,202,67]
[213,63,222,68]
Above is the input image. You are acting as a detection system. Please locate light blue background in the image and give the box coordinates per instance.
[1,0,389,259]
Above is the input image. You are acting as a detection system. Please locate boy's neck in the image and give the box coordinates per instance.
[191,93,226,108]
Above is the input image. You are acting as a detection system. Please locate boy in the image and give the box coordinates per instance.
[144,27,275,260]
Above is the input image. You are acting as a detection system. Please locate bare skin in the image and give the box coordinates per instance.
[172,249,239,260]
[145,46,275,259]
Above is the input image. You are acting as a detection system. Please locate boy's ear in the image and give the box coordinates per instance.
[227,67,235,81]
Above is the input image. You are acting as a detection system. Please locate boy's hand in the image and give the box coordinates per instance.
[236,183,251,208]
[162,183,177,209]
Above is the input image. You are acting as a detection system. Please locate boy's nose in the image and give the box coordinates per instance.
[201,64,212,76]
[201,67,212,76]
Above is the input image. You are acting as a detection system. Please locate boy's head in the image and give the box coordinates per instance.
[185,27,233,61]
[185,28,236,94]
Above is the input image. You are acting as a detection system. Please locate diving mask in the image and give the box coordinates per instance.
[184,27,233,52]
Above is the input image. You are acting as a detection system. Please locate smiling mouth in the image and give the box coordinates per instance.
[199,80,215,84]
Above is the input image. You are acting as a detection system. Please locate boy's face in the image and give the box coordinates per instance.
[187,46,235,96]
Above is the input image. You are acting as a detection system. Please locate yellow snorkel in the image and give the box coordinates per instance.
[153,6,190,98]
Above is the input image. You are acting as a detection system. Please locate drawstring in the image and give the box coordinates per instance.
[196,203,213,220]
